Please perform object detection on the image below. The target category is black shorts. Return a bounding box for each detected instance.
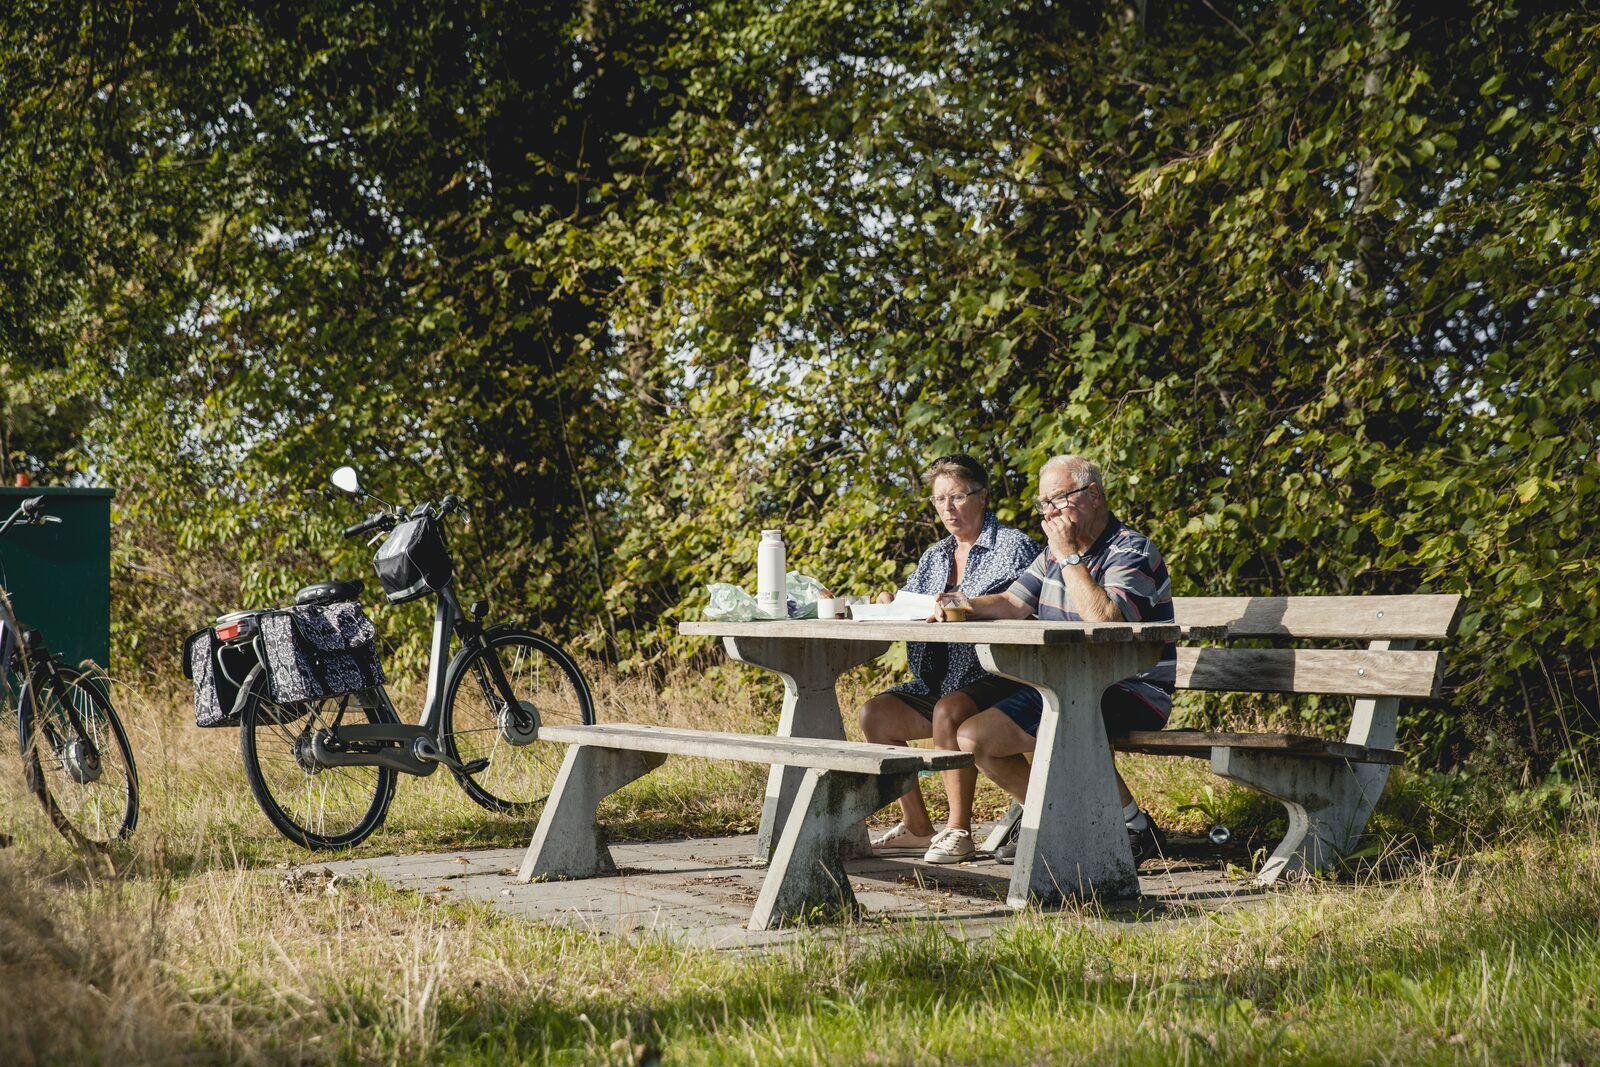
[886,675,1030,719]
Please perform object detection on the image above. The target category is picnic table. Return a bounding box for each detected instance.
[679,617,1227,907]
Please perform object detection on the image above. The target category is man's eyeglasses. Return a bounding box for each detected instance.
[932,488,985,511]
[1033,484,1094,515]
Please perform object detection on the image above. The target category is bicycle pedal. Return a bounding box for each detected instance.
[462,758,490,775]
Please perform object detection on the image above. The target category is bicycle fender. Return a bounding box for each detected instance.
[230,664,265,724]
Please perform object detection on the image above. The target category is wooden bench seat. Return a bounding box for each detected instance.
[1116,730,1405,765]
[518,723,973,930]
[1115,594,1464,884]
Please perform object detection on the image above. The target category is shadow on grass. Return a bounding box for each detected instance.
[386,853,1600,1064]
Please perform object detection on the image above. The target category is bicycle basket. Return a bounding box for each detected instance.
[373,516,452,604]
[184,627,265,728]
[258,601,386,705]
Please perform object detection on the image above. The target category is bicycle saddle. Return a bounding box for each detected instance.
[294,579,366,606]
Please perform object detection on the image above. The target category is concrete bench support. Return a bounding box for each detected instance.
[1210,661,1404,885]
[515,724,971,931]
[1212,747,1392,884]
[518,746,666,881]
[750,766,918,930]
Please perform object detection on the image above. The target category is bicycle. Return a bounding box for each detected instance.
[0,496,139,848]
[206,466,595,850]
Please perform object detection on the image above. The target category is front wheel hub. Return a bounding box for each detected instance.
[61,739,102,785]
[496,700,540,747]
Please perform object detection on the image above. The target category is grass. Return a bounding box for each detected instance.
[2,663,1598,1065]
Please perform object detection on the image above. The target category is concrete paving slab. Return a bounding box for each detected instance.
[315,825,1270,950]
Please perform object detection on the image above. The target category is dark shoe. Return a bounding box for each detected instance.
[992,819,1020,864]
[995,818,1167,866]
[1128,817,1168,864]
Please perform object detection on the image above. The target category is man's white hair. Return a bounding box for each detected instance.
[1039,454,1103,490]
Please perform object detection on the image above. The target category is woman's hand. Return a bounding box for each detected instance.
[875,591,895,605]
[928,590,970,622]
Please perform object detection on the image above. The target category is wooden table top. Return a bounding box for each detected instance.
[679,619,1228,645]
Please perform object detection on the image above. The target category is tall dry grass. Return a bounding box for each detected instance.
[3,657,1595,1064]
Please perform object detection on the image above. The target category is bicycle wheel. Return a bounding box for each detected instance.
[19,664,139,847]
[440,628,595,813]
[240,681,398,850]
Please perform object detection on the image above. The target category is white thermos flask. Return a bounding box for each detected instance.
[757,529,787,620]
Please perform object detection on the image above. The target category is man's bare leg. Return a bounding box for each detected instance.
[960,711,1137,809]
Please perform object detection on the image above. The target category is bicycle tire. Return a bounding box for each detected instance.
[440,628,595,814]
[19,664,139,848]
[240,679,398,850]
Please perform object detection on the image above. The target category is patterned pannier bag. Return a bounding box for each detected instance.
[184,625,258,728]
[257,601,386,705]
[184,602,385,727]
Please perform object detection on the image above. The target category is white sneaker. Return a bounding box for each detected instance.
[923,826,975,864]
[871,822,936,855]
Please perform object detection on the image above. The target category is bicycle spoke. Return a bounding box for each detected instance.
[443,632,593,812]
[242,692,390,849]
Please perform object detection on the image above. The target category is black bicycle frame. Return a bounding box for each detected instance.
[250,580,526,777]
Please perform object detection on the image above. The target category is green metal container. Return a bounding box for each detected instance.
[0,487,114,670]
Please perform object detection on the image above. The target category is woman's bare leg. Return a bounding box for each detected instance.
[859,693,935,834]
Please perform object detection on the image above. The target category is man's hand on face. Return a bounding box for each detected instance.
[1042,511,1078,559]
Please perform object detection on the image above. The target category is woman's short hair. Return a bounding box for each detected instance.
[922,454,989,491]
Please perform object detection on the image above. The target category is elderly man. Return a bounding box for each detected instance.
[934,454,1175,864]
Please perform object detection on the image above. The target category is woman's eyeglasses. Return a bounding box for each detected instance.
[931,488,984,511]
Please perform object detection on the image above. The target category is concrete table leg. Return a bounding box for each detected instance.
[518,745,666,882]
[979,641,1164,909]
[748,767,918,930]
[722,636,890,862]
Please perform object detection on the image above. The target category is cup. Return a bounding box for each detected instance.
[941,604,970,623]
[815,597,843,620]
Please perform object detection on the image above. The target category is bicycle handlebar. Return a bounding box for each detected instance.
[340,495,464,540]
[342,514,396,539]
[0,496,55,539]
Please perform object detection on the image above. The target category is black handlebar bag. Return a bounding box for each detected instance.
[258,602,386,705]
[373,516,452,604]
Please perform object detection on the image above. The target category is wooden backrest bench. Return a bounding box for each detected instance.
[1110,594,1465,884]
[517,723,972,931]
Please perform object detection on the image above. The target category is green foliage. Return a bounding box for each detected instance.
[577,1,1600,763]
[1,1,1595,762]
[1,0,679,667]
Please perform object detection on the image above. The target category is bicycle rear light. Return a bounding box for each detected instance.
[214,616,257,642]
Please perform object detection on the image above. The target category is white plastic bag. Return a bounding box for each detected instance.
[702,572,831,621]
[784,572,828,619]
[704,583,760,622]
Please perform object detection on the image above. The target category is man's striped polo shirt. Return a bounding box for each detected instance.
[1005,515,1176,720]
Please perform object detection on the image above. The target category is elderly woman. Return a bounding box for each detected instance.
[859,454,1039,864]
